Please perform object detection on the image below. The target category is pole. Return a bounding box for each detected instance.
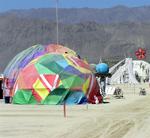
[55,0,59,45]
[63,102,66,118]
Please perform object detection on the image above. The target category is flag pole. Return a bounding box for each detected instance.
[55,0,59,45]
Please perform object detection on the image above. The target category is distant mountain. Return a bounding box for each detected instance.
[2,6,150,24]
[0,6,150,72]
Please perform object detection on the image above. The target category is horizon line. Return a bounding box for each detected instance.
[1,4,150,13]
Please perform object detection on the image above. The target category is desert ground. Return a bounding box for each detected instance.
[0,83,150,138]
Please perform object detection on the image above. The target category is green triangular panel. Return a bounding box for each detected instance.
[35,63,55,74]
[38,54,54,63]
[61,75,84,88]
[38,54,64,65]
[42,88,69,105]
[41,94,62,105]
[49,62,64,74]
[40,61,63,74]
[22,90,33,102]
[13,90,32,104]
[28,95,39,104]
[50,55,64,61]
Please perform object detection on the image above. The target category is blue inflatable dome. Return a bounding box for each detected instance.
[96,63,109,74]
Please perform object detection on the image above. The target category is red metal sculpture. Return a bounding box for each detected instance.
[135,48,146,60]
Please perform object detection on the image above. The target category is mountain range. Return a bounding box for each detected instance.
[0,6,150,72]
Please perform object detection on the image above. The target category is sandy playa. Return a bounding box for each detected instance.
[0,83,150,138]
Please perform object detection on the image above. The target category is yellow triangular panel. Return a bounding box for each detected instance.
[33,78,49,100]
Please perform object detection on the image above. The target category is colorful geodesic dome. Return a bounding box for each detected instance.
[3,44,77,89]
[4,44,102,104]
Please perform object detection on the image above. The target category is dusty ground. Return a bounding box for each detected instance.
[0,83,150,138]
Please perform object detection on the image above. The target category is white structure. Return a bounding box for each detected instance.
[108,58,150,84]
[133,60,150,83]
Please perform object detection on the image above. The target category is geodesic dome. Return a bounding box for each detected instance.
[4,44,102,104]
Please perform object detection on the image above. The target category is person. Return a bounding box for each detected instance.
[0,79,3,99]
[3,77,11,103]
[100,76,106,97]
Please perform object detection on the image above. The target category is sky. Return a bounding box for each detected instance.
[1,0,150,12]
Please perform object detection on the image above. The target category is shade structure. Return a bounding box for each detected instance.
[3,44,77,89]
[12,53,102,105]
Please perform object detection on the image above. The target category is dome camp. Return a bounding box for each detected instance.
[3,44,102,105]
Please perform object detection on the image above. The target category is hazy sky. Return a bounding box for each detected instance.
[1,0,150,12]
